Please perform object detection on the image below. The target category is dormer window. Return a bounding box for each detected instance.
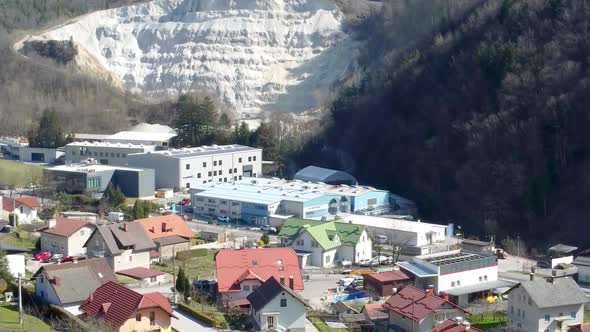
[277,259,283,265]
[252,260,258,266]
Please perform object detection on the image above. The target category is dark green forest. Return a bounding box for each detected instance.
[297,0,590,248]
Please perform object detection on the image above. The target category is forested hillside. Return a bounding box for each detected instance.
[0,0,145,135]
[297,0,590,248]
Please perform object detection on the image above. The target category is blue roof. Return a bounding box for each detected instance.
[294,166,357,185]
[397,261,437,278]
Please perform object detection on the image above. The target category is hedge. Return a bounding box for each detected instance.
[177,303,216,327]
[176,248,208,260]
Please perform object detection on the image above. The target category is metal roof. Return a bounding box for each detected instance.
[548,244,578,254]
[397,261,437,277]
[66,141,156,149]
[106,130,176,142]
[132,144,260,159]
[294,166,358,185]
[342,215,447,234]
[48,162,150,173]
[505,277,588,308]
[444,279,515,296]
[423,252,487,267]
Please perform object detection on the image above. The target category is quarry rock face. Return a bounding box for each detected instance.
[26,0,357,115]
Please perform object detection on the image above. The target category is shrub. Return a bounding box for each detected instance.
[177,303,216,327]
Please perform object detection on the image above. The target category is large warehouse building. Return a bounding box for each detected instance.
[127,144,262,191]
[189,177,391,225]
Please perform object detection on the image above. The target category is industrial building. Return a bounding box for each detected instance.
[294,166,358,185]
[189,177,391,226]
[44,161,155,198]
[127,144,263,190]
[64,141,156,165]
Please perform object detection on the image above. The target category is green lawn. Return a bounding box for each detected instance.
[183,301,249,330]
[152,249,216,280]
[0,304,51,332]
[469,311,506,329]
[0,159,43,187]
[585,307,590,323]
[0,229,38,250]
[309,317,350,332]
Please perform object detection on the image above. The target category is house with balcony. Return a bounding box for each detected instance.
[40,217,95,256]
[278,218,372,268]
[397,250,514,306]
[215,248,304,310]
[79,281,174,332]
[85,222,155,272]
[383,285,468,332]
[505,276,588,332]
[33,257,117,315]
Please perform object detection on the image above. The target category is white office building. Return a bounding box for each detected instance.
[65,141,156,165]
[128,144,263,190]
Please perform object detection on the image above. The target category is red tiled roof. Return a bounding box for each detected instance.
[2,195,40,211]
[117,267,164,280]
[383,286,467,322]
[79,281,172,328]
[363,303,388,321]
[215,248,303,293]
[431,319,484,332]
[365,270,410,283]
[42,217,91,237]
[135,215,193,240]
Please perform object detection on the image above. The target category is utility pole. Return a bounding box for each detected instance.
[172,246,177,304]
[18,273,23,328]
[517,235,520,270]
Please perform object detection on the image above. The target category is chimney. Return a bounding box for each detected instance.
[162,222,167,232]
[529,273,534,281]
[439,292,449,301]
[426,285,434,296]
[150,226,155,233]
[54,277,61,286]
[48,218,57,229]
[122,223,128,232]
[289,276,294,290]
[280,277,285,286]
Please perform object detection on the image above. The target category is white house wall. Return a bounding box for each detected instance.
[254,289,306,331]
[354,229,372,263]
[113,249,151,272]
[6,254,25,279]
[35,273,61,305]
[437,265,498,293]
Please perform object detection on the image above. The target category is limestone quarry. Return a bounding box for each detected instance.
[18,0,360,116]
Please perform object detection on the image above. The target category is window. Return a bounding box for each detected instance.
[253,173,257,177]
[239,176,243,180]
[136,313,141,321]
[197,173,201,178]
[451,281,455,287]
[234,168,237,173]
[129,256,132,262]
[40,276,44,283]
[186,164,190,170]
[93,152,98,157]
[232,202,240,206]
[311,241,319,248]
[280,299,287,307]
[122,153,127,158]
[229,169,233,174]
[186,183,190,189]
[203,162,206,167]
[248,156,252,162]
[559,312,563,317]
[522,310,525,318]
[367,198,377,205]
[219,170,223,175]
[528,297,532,306]
[571,312,576,319]
[219,160,222,165]
[214,161,217,166]
[20,207,24,213]
[214,171,217,176]
[484,275,488,281]
[457,280,461,286]
[110,152,115,157]
[253,156,256,161]
[325,255,330,263]
[41,291,44,298]
[219,178,222,182]
[99,152,104,157]
[116,153,120,158]
[234,176,237,180]
[242,285,250,291]
[479,276,482,282]
[224,178,227,182]
[277,259,283,265]
[267,316,274,329]
[208,171,212,176]
[239,157,242,163]
[545,314,550,322]
[149,312,155,326]
[220,200,227,204]
[296,239,304,246]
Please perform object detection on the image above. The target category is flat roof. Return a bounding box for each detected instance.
[397,261,437,277]
[47,162,150,173]
[74,133,110,140]
[66,141,156,149]
[132,144,261,159]
[423,252,489,267]
[341,215,447,234]
[445,280,516,296]
[549,244,578,254]
[106,130,176,142]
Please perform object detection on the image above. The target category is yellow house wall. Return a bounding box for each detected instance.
[117,308,172,332]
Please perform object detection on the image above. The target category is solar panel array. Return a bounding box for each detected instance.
[424,252,485,266]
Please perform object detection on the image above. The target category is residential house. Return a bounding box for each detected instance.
[40,217,95,256]
[362,303,389,332]
[573,249,590,286]
[0,242,30,279]
[85,222,156,272]
[33,258,117,315]
[505,276,588,332]
[383,285,468,332]
[1,195,40,224]
[397,250,513,307]
[79,281,174,332]
[215,248,304,308]
[247,277,310,332]
[116,267,167,287]
[363,270,411,297]
[134,215,192,260]
[431,319,484,332]
[278,218,372,268]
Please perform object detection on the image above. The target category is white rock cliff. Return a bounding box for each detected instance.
[23,0,357,116]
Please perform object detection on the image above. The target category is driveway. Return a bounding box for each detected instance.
[172,309,216,332]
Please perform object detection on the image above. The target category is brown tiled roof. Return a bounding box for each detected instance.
[383,286,467,322]
[2,195,40,211]
[135,215,193,240]
[431,319,484,332]
[363,303,388,321]
[79,282,172,328]
[117,267,164,280]
[365,270,410,283]
[42,217,92,237]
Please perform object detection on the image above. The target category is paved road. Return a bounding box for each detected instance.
[172,309,216,332]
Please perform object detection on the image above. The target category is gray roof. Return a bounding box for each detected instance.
[506,277,588,308]
[549,244,578,254]
[294,166,358,186]
[133,144,260,159]
[247,277,309,311]
[94,222,155,254]
[154,235,190,246]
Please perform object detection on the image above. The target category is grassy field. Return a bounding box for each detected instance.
[585,307,590,323]
[152,249,216,280]
[0,304,51,332]
[309,317,350,332]
[0,159,43,187]
[0,229,38,250]
[469,312,506,329]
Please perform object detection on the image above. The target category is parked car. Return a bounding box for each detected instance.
[339,260,353,268]
[33,251,51,261]
[179,198,191,206]
[217,216,230,223]
[57,256,86,263]
[46,254,63,263]
[358,259,371,267]
[339,275,363,287]
[261,225,277,233]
